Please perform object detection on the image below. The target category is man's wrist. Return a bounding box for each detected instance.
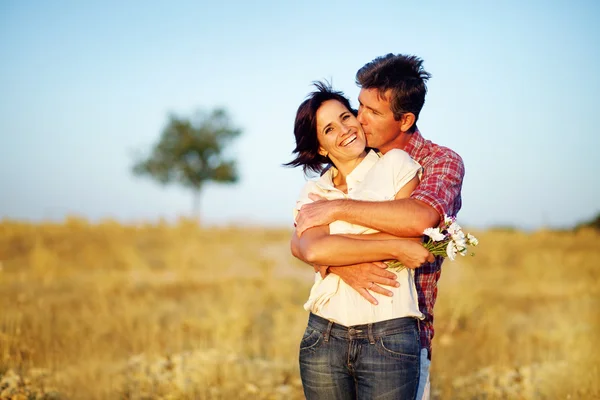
[331,199,350,221]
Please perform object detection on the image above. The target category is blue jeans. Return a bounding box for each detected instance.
[299,313,420,400]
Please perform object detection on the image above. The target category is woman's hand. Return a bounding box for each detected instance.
[394,240,435,269]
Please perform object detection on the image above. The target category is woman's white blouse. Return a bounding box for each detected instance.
[294,149,425,326]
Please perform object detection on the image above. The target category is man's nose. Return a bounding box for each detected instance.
[357,108,365,124]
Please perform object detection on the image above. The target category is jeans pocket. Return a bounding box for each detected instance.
[376,329,420,361]
[300,327,322,351]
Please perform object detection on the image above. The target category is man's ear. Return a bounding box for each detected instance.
[400,113,416,132]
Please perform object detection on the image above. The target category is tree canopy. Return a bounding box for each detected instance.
[132,108,242,215]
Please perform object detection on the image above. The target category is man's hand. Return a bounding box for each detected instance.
[316,265,329,278]
[311,264,329,278]
[296,193,340,236]
[396,240,435,269]
[329,262,399,305]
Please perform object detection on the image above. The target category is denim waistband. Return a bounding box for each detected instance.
[307,312,417,343]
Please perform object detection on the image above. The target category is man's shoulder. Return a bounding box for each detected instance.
[419,135,464,167]
[432,143,463,164]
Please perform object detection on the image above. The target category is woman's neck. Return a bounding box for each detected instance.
[332,151,368,192]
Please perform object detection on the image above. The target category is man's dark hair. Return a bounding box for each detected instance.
[356,53,431,133]
[284,81,356,176]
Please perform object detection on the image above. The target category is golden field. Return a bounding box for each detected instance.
[0,218,598,399]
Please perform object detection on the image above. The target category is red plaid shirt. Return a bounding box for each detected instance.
[404,130,465,359]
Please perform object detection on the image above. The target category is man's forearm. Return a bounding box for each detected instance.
[333,198,439,237]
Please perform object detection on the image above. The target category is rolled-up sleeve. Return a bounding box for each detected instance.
[410,150,464,221]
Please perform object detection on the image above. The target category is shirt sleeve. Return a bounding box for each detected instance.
[410,149,465,221]
[384,149,423,195]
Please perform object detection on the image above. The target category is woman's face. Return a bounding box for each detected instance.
[315,100,366,167]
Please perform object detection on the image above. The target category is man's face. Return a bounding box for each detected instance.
[357,88,404,154]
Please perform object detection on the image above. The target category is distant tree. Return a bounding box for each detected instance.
[575,212,600,231]
[132,108,242,216]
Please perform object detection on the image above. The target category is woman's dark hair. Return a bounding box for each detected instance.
[356,53,431,133]
[284,81,355,176]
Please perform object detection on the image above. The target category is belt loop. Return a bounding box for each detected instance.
[324,321,333,343]
[367,323,375,345]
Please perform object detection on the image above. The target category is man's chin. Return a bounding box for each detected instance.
[364,134,376,147]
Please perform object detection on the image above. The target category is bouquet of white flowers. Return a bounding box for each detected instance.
[386,215,478,271]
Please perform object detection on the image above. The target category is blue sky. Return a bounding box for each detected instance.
[1,0,599,229]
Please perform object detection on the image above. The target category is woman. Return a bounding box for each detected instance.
[286,82,425,399]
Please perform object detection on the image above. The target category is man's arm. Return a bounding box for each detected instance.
[293,149,465,305]
[295,151,464,236]
[295,195,438,238]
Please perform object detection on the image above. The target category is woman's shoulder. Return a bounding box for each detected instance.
[377,149,420,169]
[297,179,318,198]
[381,148,413,162]
[297,171,337,199]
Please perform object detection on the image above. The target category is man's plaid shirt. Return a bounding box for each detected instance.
[404,130,465,359]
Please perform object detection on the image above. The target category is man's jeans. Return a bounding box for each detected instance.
[299,313,420,400]
[416,348,431,400]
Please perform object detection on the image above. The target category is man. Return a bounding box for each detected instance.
[292,53,465,399]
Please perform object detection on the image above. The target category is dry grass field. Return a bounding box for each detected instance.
[0,218,598,399]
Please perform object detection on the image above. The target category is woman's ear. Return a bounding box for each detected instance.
[318,147,328,157]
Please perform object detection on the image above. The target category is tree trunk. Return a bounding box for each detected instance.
[192,189,202,221]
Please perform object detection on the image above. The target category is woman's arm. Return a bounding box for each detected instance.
[291,224,429,267]
[335,232,422,241]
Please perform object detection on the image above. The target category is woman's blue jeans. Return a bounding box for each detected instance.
[299,313,420,400]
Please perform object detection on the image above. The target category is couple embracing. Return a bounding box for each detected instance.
[286,53,464,399]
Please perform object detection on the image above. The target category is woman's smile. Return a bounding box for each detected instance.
[339,133,357,147]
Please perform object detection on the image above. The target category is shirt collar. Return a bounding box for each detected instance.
[316,149,380,191]
[403,129,426,159]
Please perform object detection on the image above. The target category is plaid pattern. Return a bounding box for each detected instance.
[404,130,465,359]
